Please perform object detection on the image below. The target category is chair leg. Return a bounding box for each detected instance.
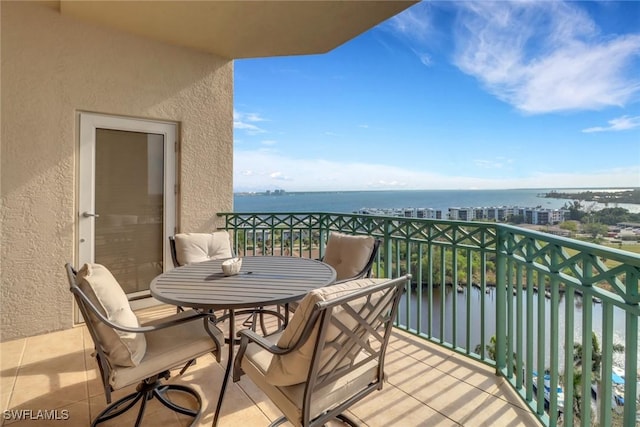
[335,414,360,426]
[179,358,197,375]
[91,377,202,426]
[133,390,150,427]
[91,391,145,426]
[267,416,289,427]
[154,384,202,418]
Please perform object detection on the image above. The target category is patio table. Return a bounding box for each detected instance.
[150,255,336,426]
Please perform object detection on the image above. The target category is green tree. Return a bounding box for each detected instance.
[590,207,631,225]
[583,222,608,239]
[474,335,516,372]
[559,221,578,233]
[564,201,586,221]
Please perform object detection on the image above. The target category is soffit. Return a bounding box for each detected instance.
[59,0,417,59]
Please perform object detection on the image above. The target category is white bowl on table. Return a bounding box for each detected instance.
[221,258,242,276]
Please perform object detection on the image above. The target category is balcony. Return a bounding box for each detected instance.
[219,212,639,427]
[0,305,539,426]
[2,212,637,426]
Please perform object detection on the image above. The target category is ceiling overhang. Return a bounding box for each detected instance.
[59,1,418,59]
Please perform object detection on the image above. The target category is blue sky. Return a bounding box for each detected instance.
[233,1,640,192]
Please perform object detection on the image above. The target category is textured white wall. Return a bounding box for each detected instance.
[0,2,233,341]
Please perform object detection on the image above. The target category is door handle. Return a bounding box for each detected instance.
[82,212,100,218]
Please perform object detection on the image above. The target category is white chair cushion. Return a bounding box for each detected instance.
[242,332,378,424]
[323,232,375,281]
[77,264,146,367]
[174,231,232,265]
[265,278,386,386]
[109,310,223,389]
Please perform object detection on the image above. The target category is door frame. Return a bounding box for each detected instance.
[77,112,177,306]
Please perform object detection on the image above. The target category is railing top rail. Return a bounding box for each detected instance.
[219,211,640,265]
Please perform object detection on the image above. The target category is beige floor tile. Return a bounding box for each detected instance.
[389,331,454,366]
[8,378,88,416]
[3,321,545,427]
[21,328,84,364]
[384,348,438,381]
[0,375,16,398]
[437,355,502,394]
[350,383,459,426]
[11,350,88,407]
[0,339,25,398]
[395,365,492,424]
[459,392,541,427]
[1,391,12,415]
[0,339,25,370]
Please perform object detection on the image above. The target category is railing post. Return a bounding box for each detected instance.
[384,217,393,279]
[495,226,507,375]
[319,213,327,259]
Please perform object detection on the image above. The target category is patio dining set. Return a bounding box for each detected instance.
[66,230,410,427]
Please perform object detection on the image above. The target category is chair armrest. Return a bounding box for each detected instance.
[234,328,292,382]
[72,286,215,334]
[236,329,287,354]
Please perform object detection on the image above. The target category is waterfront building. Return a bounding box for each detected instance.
[365,205,568,225]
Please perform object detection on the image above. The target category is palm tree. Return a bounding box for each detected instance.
[568,332,624,423]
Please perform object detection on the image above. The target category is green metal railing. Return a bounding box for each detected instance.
[219,212,640,427]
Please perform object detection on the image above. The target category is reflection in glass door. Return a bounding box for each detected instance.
[79,113,176,301]
[95,129,164,295]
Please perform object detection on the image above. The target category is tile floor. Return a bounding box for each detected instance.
[0,305,541,426]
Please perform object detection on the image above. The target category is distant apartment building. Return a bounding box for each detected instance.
[448,206,567,225]
[448,208,473,221]
[416,208,442,219]
[357,207,444,219]
[359,205,567,225]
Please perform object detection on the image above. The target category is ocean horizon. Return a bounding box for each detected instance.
[233,188,640,215]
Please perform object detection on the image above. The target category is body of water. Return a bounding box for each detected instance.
[397,287,636,370]
[234,188,640,214]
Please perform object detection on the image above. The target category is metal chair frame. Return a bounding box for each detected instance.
[233,274,410,427]
[65,263,222,427]
[324,238,381,283]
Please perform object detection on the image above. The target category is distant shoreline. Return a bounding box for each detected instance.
[235,187,639,197]
[543,188,640,205]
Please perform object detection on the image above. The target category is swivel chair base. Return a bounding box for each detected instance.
[92,372,202,427]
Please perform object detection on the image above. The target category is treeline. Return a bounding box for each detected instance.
[563,203,640,224]
[545,188,640,204]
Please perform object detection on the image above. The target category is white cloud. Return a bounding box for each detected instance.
[582,115,640,133]
[452,2,640,114]
[234,110,268,135]
[234,150,640,192]
[387,4,433,43]
[261,140,277,146]
[474,158,513,169]
[384,4,438,67]
[390,2,640,114]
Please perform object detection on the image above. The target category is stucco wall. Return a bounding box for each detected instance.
[0,2,233,341]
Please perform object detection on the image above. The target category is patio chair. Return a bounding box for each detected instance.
[169,230,234,268]
[322,232,380,283]
[233,274,411,427]
[65,262,223,427]
[288,233,380,315]
[170,231,280,335]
